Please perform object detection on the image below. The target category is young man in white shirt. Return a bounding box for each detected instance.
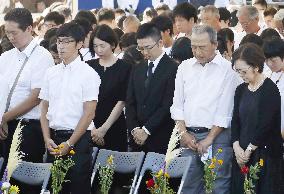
[40,22,101,194]
[171,25,240,194]
[0,7,54,171]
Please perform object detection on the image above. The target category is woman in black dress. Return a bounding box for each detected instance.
[87,24,131,152]
[231,43,283,194]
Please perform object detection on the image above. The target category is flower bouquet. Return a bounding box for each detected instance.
[241,159,263,194]
[50,146,75,194]
[146,123,184,194]
[97,155,115,194]
[203,148,223,194]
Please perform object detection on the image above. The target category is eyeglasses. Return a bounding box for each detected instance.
[136,41,158,52]
[233,66,252,75]
[56,39,75,45]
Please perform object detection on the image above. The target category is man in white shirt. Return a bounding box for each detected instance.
[0,7,54,172]
[171,25,239,194]
[40,22,100,194]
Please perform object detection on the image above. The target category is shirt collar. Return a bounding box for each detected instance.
[193,51,223,67]
[59,56,82,70]
[148,52,165,68]
[17,38,38,57]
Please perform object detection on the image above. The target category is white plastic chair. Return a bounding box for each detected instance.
[133,152,192,194]
[91,149,145,194]
[11,161,52,194]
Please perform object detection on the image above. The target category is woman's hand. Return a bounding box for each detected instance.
[91,127,107,146]
[233,142,249,167]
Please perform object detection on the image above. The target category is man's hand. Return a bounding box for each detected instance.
[132,128,148,145]
[91,127,106,146]
[197,136,213,155]
[0,122,8,140]
[233,143,249,167]
[46,138,58,155]
[180,131,198,151]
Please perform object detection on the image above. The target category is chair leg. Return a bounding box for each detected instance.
[133,176,143,194]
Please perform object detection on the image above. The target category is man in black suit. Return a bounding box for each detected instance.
[126,23,178,154]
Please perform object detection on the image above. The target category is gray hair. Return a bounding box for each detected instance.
[237,5,259,20]
[274,9,284,21]
[200,5,220,19]
[192,24,217,44]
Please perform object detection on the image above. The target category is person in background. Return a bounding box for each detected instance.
[113,27,124,58]
[75,10,97,29]
[173,2,197,39]
[118,32,137,56]
[260,28,281,41]
[117,15,126,30]
[122,15,140,33]
[36,0,46,13]
[151,15,174,55]
[114,8,126,26]
[263,37,284,139]
[263,7,277,28]
[273,9,284,37]
[97,8,116,29]
[218,7,231,29]
[200,5,222,32]
[217,28,234,60]
[53,5,72,23]
[142,7,158,24]
[87,24,130,153]
[155,3,170,15]
[170,37,193,64]
[231,43,283,194]
[40,22,100,194]
[122,45,145,67]
[252,0,268,27]
[240,34,263,47]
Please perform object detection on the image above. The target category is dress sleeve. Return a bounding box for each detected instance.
[231,85,243,144]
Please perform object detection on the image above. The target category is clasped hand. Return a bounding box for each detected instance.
[132,128,148,146]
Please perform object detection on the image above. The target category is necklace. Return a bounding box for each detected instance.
[248,76,266,92]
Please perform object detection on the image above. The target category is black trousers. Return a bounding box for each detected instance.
[0,119,45,194]
[47,130,92,194]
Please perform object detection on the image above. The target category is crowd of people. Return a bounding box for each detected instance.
[0,0,284,193]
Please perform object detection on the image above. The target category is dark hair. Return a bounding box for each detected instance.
[89,24,118,56]
[114,8,125,15]
[253,0,267,8]
[144,8,158,18]
[113,28,124,41]
[240,34,263,47]
[73,18,93,38]
[170,37,193,63]
[151,15,173,36]
[173,2,198,23]
[74,10,97,25]
[44,11,65,25]
[123,45,145,66]
[117,15,126,30]
[0,35,14,52]
[4,8,33,31]
[56,6,72,19]
[260,28,281,40]
[56,22,85,42]
[263,37,284,59]
[217,28,234,54]
[263,6,277,17]
[136,23,161,42]
[218,7,231,22]
[232,43,265,73]
[119,32,137,50]
[155,4,170,12]
[49,36,58,53]
[40,27,58,49]
[97,8,115,22]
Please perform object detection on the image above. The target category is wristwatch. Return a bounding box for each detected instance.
[66,140,74,149]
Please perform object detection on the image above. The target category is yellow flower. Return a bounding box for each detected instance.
[156,169,163,178]
[9,185,20,194]
[69,149,75,155]
[212,157,217,164]
[154,184,158,189]
[208,163,215,169]
[217,148,223,153]
[59,144,64,149]
[218,159,223,165]
[107,155,114,165]
[53,148,59,153]
[164,172,170,179]
[259,159,264,167]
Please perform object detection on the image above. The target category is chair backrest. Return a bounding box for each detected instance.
[91,149,145,194]
[0,157,3,172]
[133,152,192,194]
[12,161,52,191]
[91,147,99,166]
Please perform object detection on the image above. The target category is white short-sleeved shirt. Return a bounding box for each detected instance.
[39,56,101,131]
[0,38,54,120]
[170,52,240,129]
[0,74,9,124]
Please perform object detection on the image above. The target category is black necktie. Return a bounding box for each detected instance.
[145,62,154,88]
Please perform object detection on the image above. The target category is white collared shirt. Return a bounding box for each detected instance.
[0,74,9,124]
[170,52,240,129]
[0,38,54,120]
[80,48,97,61]
[163,46,172,56]
[39,56,101,131]
[147,52,165,75]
